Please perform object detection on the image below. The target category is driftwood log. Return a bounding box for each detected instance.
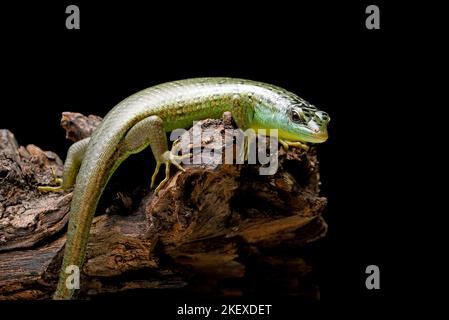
[0,112,328,300]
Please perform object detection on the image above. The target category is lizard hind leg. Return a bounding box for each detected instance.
[38,137,90,192]
[122,115,191,194]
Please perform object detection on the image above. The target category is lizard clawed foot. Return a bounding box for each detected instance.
[279,139,309,153]
[37,167,64,192]
[151,150,192,193]
[170,138,193,158]
[164,150,192,172]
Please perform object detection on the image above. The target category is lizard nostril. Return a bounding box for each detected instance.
[317,111,330,122]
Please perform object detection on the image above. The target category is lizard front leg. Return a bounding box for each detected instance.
[122,115,191,194]
[279,138,309,153]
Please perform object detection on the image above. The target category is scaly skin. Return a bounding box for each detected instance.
[41,77,330,299]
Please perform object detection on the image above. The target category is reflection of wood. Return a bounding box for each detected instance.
[0,112,328,300]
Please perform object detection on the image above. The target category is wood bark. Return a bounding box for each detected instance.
[0,112,328,300]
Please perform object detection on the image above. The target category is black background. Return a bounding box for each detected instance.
[1,0,428,317]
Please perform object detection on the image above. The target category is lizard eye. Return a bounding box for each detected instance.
[290,110,303,123]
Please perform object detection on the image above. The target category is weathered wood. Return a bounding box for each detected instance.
[0,112,328,300]
[60,112,102,142]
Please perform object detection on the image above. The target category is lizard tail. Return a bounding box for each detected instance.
[53,152,122,299]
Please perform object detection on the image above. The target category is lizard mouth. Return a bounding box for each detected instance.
[301,128,328,143]
[277,127,328,144]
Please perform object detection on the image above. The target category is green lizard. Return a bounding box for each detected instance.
[38,77,330,299]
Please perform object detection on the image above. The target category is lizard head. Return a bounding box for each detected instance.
[245,86,330,143]
[279,100,330,143]
[252,94,330,143]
